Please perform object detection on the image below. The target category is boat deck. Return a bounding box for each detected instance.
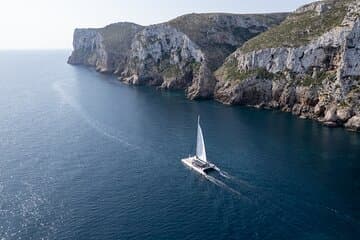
[181,156,216,176]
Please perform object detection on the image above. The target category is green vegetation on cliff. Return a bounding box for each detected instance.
[216,57,338,86]
[99,23,144,53]
[168,12,288,70]
[241,0,350,52]
[161,65,182,78]
[298,71,337,86]
[215,57,278,82]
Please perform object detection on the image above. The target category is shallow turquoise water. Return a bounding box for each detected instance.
[0,50,359,239]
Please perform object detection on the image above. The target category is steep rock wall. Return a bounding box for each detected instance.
[68,13,288,98]
[119,24,214,99]
[68,23,144,73]
[215,0,360,131]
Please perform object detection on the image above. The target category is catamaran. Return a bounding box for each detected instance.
[182,116,218,176]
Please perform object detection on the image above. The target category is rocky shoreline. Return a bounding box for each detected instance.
[68,0,360,132]
[214,0,360,131]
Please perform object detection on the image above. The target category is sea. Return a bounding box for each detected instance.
[0,50,359,239]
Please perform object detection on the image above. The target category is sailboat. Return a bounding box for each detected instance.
[182,116,217,176]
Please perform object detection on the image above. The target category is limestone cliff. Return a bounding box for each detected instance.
[119,24,213,99]
[68,13,288,99]
[168,13,288,71]
[215,0,360,131]
[68,1,360,132]
[68,23,144,73]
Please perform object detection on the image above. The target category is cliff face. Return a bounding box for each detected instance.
[215,0,360,131]
[119,24,213,99]
[168,13,289,71]
[68,1,360,132]
[68,23,144,73]
[68,13,288,99]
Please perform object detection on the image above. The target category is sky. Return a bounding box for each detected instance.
[0,0,314,50]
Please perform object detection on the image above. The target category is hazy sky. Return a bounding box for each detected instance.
[0,0,314,49]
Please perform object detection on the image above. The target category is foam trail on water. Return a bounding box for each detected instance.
[215,167,256,191]
[205,174,250,201]
[217,168,232,179]
[52,82,138,150]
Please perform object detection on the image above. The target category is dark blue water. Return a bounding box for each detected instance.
[0,50,359,240]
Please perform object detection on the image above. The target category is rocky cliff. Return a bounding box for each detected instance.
[68,0,360,132]
[118,24,213,99]
[68,13,288,99]
[215,0,360,131]
[168,13,289,71]
[68,22,144,73]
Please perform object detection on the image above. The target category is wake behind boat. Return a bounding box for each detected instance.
[182,116,219,176]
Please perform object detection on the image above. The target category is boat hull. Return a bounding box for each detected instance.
[181,157,216,176]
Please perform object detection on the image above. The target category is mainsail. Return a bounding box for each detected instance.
[196,116,207,162]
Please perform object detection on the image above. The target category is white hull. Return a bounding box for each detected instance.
[183,116,218,178]
[181,156,217,176]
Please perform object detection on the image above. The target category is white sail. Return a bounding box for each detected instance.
[196,116,207,162]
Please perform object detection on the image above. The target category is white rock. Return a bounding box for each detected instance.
[345,115,360,131]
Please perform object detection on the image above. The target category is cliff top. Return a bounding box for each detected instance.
[240,0,357,53]
[168,12,288,70]
[98,23,144,53]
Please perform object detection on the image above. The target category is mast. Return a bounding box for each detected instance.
[196,116,207,162]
